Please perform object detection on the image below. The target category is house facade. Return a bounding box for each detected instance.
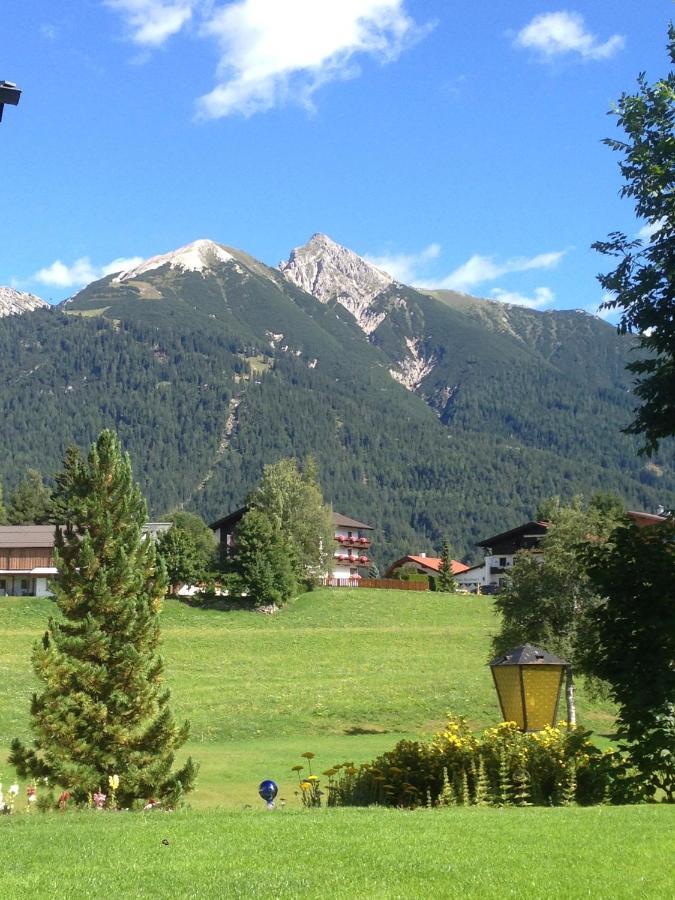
[384,554,470,581]
[455,521,549,591]
[209,508,374,580]
[0,523,170,598]
[331,513,374,580]
[0,526,56,597]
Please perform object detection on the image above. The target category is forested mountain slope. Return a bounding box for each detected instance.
[0,237,672,565]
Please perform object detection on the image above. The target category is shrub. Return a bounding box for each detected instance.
[327,715,621,808]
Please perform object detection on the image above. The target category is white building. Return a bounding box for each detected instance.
[455,521,549,592]
[331,513,374,582]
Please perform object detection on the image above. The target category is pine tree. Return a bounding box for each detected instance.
[437,540,457,593]
[0,481,6,524]
[9,430,197,808]
[234,508,296,607]
[6,469,52,524]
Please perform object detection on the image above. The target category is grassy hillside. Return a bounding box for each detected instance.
[1,589,615,809]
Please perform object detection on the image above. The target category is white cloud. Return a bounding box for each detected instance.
[514,11,624,61]
[196,0,429,119]
[40,23,59,40]
[491,286,554,310]
[637,218,666,242]
[105,1,429,117]
[422,249,566,292]
[105,0,195,47]
[364,243,441,282]
[34,256,144,288]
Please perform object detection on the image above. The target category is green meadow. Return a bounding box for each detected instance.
[2,589,672,898]
[1,589,616,808]
[2,806,673,899]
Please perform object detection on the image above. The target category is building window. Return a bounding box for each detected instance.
[0,579,6,596]
[499,557,507,568]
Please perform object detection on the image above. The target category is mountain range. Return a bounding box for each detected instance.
[0,235,672,565]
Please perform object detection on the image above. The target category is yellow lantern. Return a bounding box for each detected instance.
[489,644,568,732]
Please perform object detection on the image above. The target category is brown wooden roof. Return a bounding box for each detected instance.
[0,526,56,548]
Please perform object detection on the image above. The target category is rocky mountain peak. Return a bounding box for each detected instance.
[0,286,48,317]
[113,239,234,282]
[279,233,395,334]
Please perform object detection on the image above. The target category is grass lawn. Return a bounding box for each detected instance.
[1,806,672,898]
[0,589,616,809]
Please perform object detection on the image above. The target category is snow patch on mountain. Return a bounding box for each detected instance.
[389,338,436,391]
[279,233,393,334]
[113,239,234,282]
[0,287,48,317]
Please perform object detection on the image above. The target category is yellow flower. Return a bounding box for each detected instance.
[307,775,319,782]
[108,774,119,790]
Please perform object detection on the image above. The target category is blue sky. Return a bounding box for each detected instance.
[1,1,672,315]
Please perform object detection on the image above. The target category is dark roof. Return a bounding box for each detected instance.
[0,525,56,548]
[209,507,248,531]
[210,508,373,532]
[489,644,568,667]
[332,512,374,530]
[477,521,549,549]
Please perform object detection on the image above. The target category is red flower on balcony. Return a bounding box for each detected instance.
[359,556,368,564]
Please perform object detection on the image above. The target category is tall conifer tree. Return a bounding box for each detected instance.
[437,541,457,592]
[10,431,196,807]
[6,469,52,524]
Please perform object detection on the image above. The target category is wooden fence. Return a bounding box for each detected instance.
[319,577,428,591]
[359,578,428,591]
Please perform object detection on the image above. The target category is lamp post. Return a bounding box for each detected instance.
[0,81,21,123]
[489,644,569,732]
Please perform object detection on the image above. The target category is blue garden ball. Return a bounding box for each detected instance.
[259,780,278,803]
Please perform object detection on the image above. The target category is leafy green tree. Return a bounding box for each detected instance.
[248,456,334,581]
[157,526,201,594]
[492,496,625,722]
[9,430,197,808]
[0,481,6,524]
[6,469,52,524]
[234,508,296,607]
[593,25,675,452]
[584,519,675,802]
[167,511,216,576]
[437,540,457,592]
